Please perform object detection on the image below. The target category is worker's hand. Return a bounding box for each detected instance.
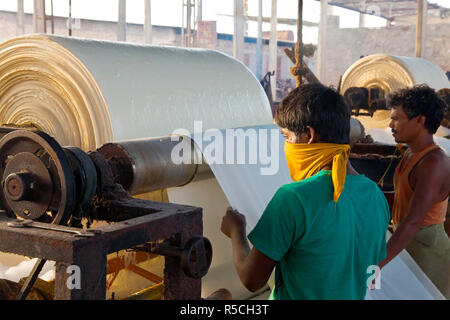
[368,265,381,291]
[221,207,246,239]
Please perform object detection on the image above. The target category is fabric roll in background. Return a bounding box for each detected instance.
[340,54,450,133]
[340,54,449,94]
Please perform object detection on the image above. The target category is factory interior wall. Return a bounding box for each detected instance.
[0,10,449,92]
[322,15,450,86]
[0,11,295,85]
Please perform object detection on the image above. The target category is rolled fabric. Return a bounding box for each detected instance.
[340,54,450,132]
[340,54,449,94]
[0,34,273,150]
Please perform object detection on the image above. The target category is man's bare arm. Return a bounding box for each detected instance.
[379,154,447,269]
[221,208,276,292]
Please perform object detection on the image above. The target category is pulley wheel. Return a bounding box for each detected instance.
[65,147,97,208]
[181,236,213,279]
[0,130,76,225]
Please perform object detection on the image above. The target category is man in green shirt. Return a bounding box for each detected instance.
[221,83,390,299]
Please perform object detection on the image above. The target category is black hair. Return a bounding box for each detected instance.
[274,83,350,144]
[387,84,446,134]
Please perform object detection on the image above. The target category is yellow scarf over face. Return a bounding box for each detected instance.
[284,142,350,203]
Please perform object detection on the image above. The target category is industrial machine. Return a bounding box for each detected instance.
[0,34,275,301]
[0,126,213,300]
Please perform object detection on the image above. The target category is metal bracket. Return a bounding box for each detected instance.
[7,219,101,237]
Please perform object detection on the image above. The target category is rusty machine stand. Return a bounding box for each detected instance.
[0,128,212,300]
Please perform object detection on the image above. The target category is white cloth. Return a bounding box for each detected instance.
[365,232,445,300]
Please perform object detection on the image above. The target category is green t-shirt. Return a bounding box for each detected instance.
[248,170,390,300]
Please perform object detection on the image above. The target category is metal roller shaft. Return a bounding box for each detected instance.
[97,135,213,195]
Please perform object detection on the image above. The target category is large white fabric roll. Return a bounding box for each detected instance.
[340,54,449,94]
[340,54,450,135]
[0,35,273,150]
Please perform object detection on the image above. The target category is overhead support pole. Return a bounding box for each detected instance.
[118,0,127,42]
[269,0,278,99]
[256,0,263,80]
[68,0,72,36]
[233,0,245,62]
[181,0,185,46]
[386,3,393,27]
[317,0,329,83]
[415,0,427,58]
[359,13,366,28]
[359,0,366,28]
[144,0,153,44]
[33,0,46,33]
[181,0,194,47]
[186,0,192,47]
[50,0,54,34]
[196,0,202,22]
[17,0,25,35]
[195,0,202,47]
[243,0,249,36]
[286,0,320,85]
[40,0,46,33]
[293,0,304,87]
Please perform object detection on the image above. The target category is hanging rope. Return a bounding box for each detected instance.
[288,0,320,86]
[290,0,304,87]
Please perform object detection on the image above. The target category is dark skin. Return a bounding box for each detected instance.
[446,208,450,238]
[220,125,358,292]
[378,105,450,270]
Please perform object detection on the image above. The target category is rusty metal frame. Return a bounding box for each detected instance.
[0,201,203,300]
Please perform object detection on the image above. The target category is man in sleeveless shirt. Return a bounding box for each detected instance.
[437,88,450,238]
[378,85,450,299]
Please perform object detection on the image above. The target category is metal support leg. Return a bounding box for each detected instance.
[16,258,46,300]
[55,242,106,300]
[163,213,203,300]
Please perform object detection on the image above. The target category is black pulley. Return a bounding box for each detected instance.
[65,147,97,208]
[0,130,76,225]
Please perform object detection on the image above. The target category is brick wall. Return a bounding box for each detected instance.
[321,15,450,86]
